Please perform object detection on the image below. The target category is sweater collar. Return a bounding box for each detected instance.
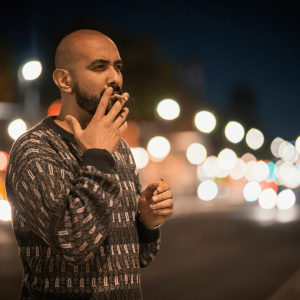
[42,115,77,144]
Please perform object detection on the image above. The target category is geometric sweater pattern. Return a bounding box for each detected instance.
[5,116,161,300]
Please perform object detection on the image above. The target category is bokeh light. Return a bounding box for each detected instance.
[229,158,246,180]
[156,99,180,120]
[246,129,264,150]
[271,137,284,158]
[186,143,207,165]
[22,61,42,80]
[47,99,62,116]
[243,181,262,202]
[147,136,170,159]
[252,161,269,182]
[277,189,296,210]
[197,180,218,201]
[241,153,256,163]
[131,147,149,169]
[0,151,9,171]
[244,161,257,181]
[0,200,11,221]
[197,164,214,181]
[8,119,27,140]
[258,188,277,209]
[215,181,230,199]
[225,121,245,144]
[266,162,279,181]
[218,149,237,170]
[194,111,216,133]
[203,156,217,177]
[212,159,230,178]
[296,136,300,154]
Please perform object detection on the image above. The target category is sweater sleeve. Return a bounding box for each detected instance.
[6,139,122,266]
[124,139,161,268]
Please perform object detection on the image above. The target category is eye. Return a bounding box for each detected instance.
[115,65,123,71]
[95,65,104,69]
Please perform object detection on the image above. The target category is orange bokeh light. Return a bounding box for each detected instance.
[48,99,62,116]
[260,181,278,193]
[122,121,140,147]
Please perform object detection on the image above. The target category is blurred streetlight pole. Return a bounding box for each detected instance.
[17,60,42,124]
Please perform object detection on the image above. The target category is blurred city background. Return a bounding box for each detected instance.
[1,1,300,299]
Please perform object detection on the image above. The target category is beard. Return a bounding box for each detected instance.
[72,79,123,117]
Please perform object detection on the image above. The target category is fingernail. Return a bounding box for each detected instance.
[107,87,113,92]
[150,203,156,208]
[153,196,158,201]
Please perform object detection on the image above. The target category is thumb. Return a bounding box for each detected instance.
[65,115,82,134]
[146,181,160,194]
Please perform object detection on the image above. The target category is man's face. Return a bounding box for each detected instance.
[70,36,124,117]
[72,78,123,116]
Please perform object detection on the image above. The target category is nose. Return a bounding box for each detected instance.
[107,66,121,86]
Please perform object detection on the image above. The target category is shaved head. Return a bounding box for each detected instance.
[55,29,112,72]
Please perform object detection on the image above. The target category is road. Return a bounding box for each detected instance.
[1,203,300,300]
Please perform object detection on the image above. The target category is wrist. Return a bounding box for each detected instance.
[137,211,162,230]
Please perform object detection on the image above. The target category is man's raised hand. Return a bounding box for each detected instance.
[65,87,129,154]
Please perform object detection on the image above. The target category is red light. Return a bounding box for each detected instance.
[0,151,9,171]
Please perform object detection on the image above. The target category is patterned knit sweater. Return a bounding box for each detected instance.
[5,115,161,300]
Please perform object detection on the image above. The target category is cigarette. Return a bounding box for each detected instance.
[153,177,165,195]
[112,94,128,100]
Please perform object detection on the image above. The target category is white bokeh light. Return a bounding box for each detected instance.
[230,158,246,180]
[8,119,27,140]
[218,149,237,170]
[243,181,262,202]
[212,159,230,178]
[203,156,217,177]
[271,137,284,158]
[157,99,180,120]
[197,180,218,201]
[186,143,207,165]
[259,188,277,209]
[147,136,170,159]
[296,136,300,154]
[194,111,216,133]
[277,189,296,210]
[244,161,256,181]
[0,200,11,221]
[131,147,149,169]
[22,61,42,80]
[246,129,264,150]
[225,121,245,144]
[252,161,269,182]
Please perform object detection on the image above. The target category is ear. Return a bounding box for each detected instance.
[53,69,73,94]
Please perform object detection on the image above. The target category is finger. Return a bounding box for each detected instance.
[94,87,114,119]
[65,115,83,136]
[154,183,171,195]
[106,93,129,124]
[146,181,162,196]
[152,190,173,203]
[113,107,129,129]
[119,120,128,135]
[150,199,173,210]
[152,208,174,216]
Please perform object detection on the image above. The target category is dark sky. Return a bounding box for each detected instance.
[1,0,299,141]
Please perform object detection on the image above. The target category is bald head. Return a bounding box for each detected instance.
[55,29,113,72]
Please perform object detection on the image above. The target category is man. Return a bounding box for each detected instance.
[5,29,174,299]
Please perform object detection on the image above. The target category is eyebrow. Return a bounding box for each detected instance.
[88,59,123,68]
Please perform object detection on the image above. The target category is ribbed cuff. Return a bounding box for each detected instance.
[82,149,115,174]
[136,213,161,244]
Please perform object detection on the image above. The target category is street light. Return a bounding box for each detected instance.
[22,61,42,81]
[17,59,43,124]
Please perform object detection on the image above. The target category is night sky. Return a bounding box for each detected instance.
[1,0,299,141]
